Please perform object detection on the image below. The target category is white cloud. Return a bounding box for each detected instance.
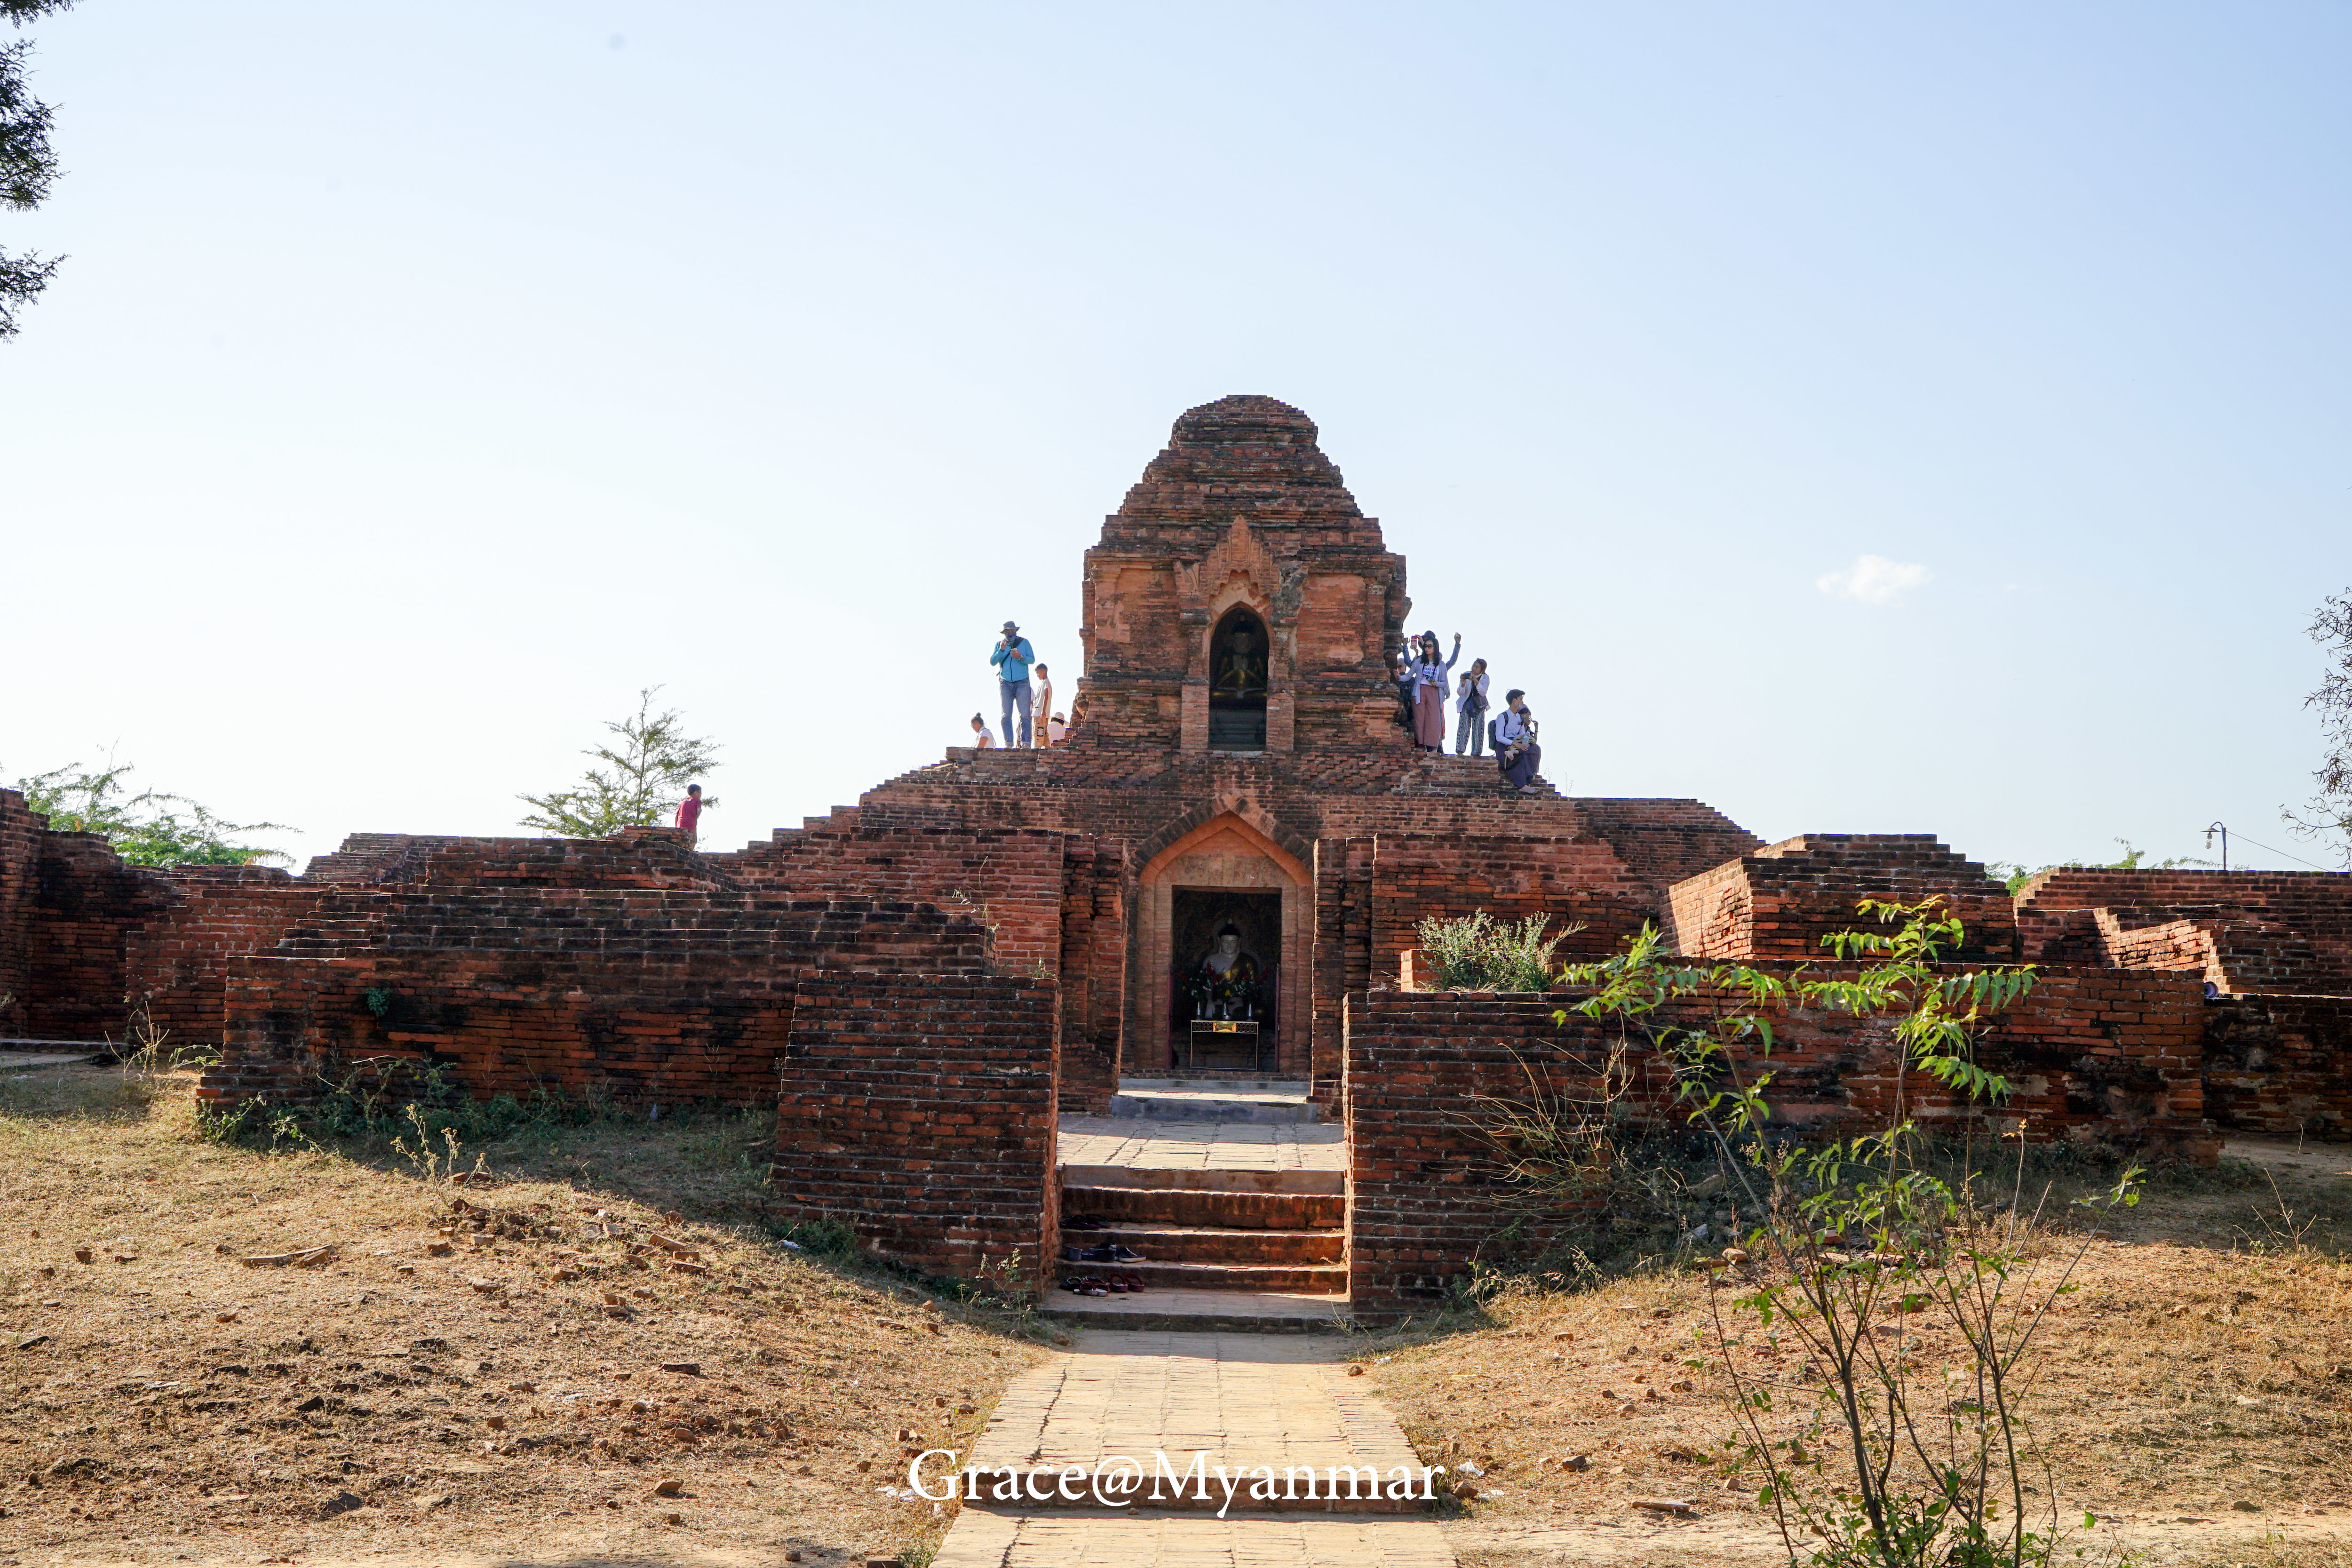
[1816,554,1930,605]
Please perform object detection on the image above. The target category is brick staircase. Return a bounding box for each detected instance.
[1049,1080,1349,1331]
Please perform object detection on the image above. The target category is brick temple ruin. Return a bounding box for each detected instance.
[6,394,2351,1323]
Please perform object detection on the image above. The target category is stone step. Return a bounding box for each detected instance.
[1037,1287,1351,1335]
[1062,1183,1345,1231]
[1059,1164,1343,1196]
[1107,1087,1319,1123]
[1059,1224,1344,1266]
[1119,1076,1311,1092]
[1053,1258,1346,1293]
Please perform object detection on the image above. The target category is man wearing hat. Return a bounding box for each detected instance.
[990,620,1038,748]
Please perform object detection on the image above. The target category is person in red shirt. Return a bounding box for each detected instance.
[674,783,714,846]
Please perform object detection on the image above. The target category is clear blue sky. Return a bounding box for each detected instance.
[4,2,2347,875]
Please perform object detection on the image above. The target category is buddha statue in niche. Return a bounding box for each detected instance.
[1211,620,1267,700]
[1187,923,1262,1019]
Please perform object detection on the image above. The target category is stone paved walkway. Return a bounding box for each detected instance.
[1058,1115,1346,1174]
[938,1329,1454,1564]
[935,1510,1454,1566]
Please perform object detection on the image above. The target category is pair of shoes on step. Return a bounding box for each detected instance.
[1079,1242,1146,1264]
[1060,1242,1145,1265]
[1061,1274,1146,1297]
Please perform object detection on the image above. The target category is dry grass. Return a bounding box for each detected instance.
[1369,1137,2352,1567]
[0,1062,1049,1567]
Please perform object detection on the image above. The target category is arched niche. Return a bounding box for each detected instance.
[1132,810,1309,1078]
[1206,604,1270,752]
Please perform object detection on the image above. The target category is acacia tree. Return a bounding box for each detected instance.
[2287,589,2352,868]
[10,756,291,866]
[1,0,74,341]
[517,687,720,839]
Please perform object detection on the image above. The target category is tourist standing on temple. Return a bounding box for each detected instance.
[1453,657,1490,756]
[969,713,995,749]
[1047,712,1068,744]
[1406,630,1460,750]
[1391,649,1417,733]
[990,620,1036,748]
[1033,663,1055,747]
[1494,690,1541,792]
[674,783,714,847]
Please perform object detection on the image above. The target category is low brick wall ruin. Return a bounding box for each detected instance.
[2202,994,2352,1136]
[206,893,993,1108]
[770,969,1059,1293]
[1346,964,2220,1319]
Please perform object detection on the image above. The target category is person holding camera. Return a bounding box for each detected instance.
[990,619,1038,748]
[1454,657,1490,756]
[1493,689,1542,792]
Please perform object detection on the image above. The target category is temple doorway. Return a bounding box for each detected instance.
[1131,812,1309,1079]
[1168,888,1280,1071]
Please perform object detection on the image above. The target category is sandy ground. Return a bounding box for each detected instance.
[0,1063,1050,1568]
[1367,1133,2352,1568]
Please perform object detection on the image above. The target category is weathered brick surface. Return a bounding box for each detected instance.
[1665,835,2015,963]
[1347,964,2218,1319]
[12,801,164,1044]
[125,868,330,1050]
[2202,995,2352,1135]
[771,969,1058,1292]
[205,864,996,1107]
[2017,868,2352,995]
[0,789,44,1035]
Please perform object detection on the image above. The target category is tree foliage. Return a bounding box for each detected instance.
[517,687,720,839]
[11,756,292,867]
[1556,900,2137,1568]
[0,0,73,342]
[1984,837,2208,897]
[2286,589,2352,867]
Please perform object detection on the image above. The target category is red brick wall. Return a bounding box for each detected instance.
[0,789,40,1036]
[2017,869,2352,992]
[204,892,995,1108]
[23,827,161,1045]
[1344,991,1602,1320]
[1345,963,2217,1319]
[770,969,1059,1293]
[713,825,1073,978]
[2202,995,2352,1136]
[1056,839,1127,1109]
[1666,835,2016,963]
[1367,833,1658,976]
[128,868,330,1050]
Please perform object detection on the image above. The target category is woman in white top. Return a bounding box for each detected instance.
[1406,630,1460,750]
[969,713,995,749]
[1453,658,1490,756]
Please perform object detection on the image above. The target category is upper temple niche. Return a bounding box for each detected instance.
[1076,396,1411,752]
[1099,395,1389,552]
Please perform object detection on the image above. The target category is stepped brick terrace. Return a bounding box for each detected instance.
[6,394,2351,1323]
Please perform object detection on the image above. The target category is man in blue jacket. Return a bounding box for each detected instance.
[991,620,1037,748]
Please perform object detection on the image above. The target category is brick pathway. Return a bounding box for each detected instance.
[1057,1115,1346,1174]
[937,1329,1453,1566]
